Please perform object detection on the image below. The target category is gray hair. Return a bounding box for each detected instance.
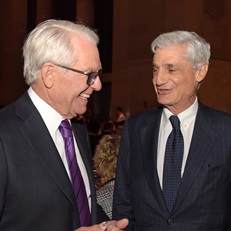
[23,19,99,85]
[150,31,211,70]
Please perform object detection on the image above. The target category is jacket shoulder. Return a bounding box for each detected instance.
[199,102,231,122]
[128,107,162,124]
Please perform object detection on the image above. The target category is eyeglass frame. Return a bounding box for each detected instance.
[55,64,103,86]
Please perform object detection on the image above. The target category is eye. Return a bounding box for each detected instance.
[153,68,158,75]
[168,69,177,74]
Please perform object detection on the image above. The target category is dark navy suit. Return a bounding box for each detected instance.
[113,102,231,230]
[0,92,108,230]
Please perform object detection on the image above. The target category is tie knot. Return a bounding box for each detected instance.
[169,115,180,130]
[59,119,73,138]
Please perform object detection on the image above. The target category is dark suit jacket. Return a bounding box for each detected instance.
[113,102,231,231]
[0,92,108,230]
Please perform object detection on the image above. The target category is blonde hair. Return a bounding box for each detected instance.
[93,135,120,188]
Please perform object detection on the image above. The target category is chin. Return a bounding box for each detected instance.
[157,99,167,106]
[77,107,87,115]
[157,95,174,105]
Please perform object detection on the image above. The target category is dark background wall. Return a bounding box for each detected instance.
[0,0,231,122]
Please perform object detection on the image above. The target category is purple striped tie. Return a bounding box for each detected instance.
[59,119,91,226]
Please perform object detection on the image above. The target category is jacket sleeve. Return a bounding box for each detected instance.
[0,138,8,221]
[112,123,134,230]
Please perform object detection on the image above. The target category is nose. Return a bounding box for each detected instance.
[153,68,167,86]
[91,76,102,91]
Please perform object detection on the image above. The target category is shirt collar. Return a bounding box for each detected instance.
[162,98,198,131]
[28,87,65,135]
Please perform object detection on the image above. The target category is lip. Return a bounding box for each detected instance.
[80,93,90,99]
[157,88,171,95]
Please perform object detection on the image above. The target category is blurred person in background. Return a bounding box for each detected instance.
[87,119,101,156]
[114,121,125,136]
[115,106,126,123]
[101,121,114,137]
[93,134,120,219]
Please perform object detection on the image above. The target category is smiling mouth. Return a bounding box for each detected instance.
[80,93,90,99]
[157,89,170,94]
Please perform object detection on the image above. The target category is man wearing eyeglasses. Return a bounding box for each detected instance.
[0,19,128,231]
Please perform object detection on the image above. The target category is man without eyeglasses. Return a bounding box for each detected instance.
[113,30,231,230]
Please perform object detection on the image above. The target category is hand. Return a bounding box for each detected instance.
[73,222,106,231]
[105,218,129,230]
[74,218,129,231]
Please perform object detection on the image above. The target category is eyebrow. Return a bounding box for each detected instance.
[152,63,159,68]
[152,63,181,69]
[163,63,179,69]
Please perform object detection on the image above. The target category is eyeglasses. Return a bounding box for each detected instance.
[55,64,103,86]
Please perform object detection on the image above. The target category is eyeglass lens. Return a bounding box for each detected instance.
[87,69,103,85]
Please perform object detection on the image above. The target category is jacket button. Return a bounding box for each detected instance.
[167,218,174,225]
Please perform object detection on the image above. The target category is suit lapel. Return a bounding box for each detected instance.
[72,123,91,170]
[71,123,93,194]
[173,104,218,213]
[16,93,79,224]
[141,109,168,214]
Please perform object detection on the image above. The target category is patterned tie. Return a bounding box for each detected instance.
[59,119,91,226]
[163,115,184,213]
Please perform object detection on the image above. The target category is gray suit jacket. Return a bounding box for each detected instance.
[113,102,231,230]
[0,92,108,230]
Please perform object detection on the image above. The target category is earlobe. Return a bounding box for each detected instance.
[196,64,208,83]
[41,63,55,89]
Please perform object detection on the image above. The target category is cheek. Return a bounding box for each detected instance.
[56,82,77,103]
[152,76,157,86]
[152,78,157,92]
[185,76,198,90]
[61,80,79,96]
[178,79,197,98]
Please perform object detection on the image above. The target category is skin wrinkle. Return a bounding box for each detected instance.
[152,45,207,115]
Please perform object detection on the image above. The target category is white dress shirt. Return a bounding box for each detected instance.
[157,98,198,188]
[28,87,91,210]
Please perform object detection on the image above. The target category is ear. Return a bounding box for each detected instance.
[195,64,208,83]
[41,63,56,89]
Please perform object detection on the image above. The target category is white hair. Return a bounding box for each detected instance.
[23,19,99,85]
[151,31,211,70]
